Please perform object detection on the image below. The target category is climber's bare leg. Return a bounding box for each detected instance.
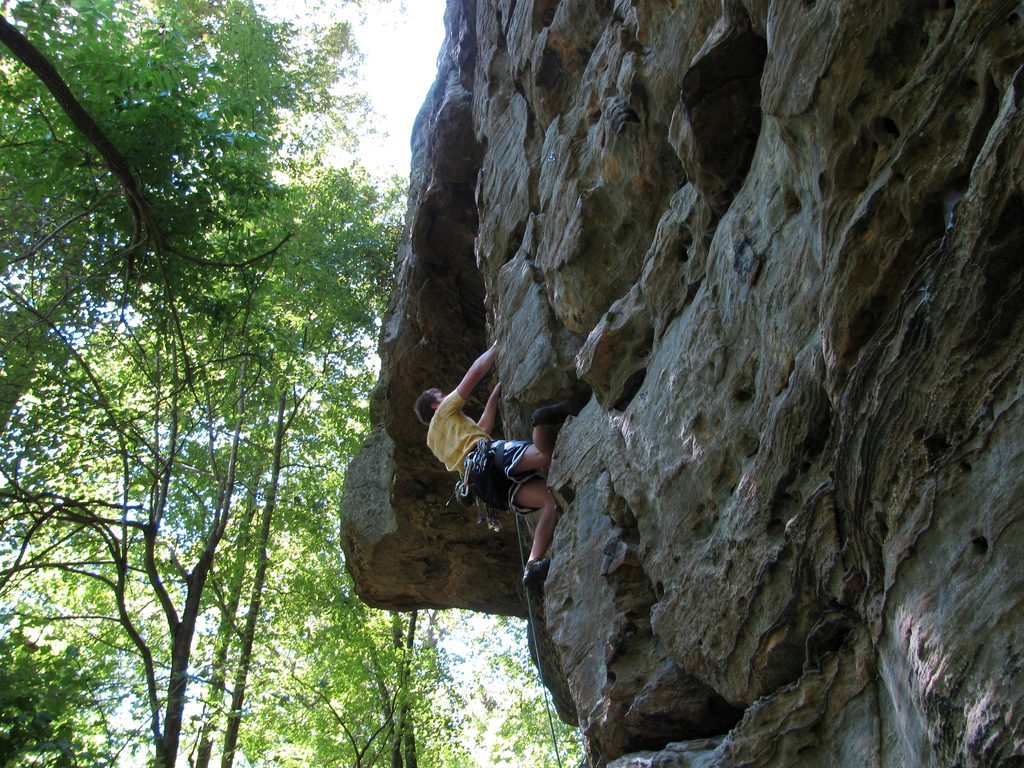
[514,478,557,562]
[511,425,557,473]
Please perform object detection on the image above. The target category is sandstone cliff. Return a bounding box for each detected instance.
[341,0,1024,765]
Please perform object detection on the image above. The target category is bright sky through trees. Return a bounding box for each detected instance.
[349,1,446,175]
[261,0,447,177]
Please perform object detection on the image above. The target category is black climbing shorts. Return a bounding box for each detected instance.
[466,439,540,514]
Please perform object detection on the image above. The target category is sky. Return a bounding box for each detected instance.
[263,0,449,178]
[344,1,448,177]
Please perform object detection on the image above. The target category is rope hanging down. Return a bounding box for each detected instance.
[513,512,565,768]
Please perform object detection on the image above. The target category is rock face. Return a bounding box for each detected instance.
[341,0,1024,765]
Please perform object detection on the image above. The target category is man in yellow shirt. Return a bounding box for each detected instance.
[414,343,583,586]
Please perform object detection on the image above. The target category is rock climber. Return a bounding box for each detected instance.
[413,342,583,587]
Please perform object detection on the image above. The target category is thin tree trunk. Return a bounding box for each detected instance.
[403,609,419,768]
[220,392,290,768]
[392,611,418,768]
[158,490,237,765]
[195,495,256,768]
[155,364,244,767]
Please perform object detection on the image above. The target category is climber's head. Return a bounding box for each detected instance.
[413,388,444,424]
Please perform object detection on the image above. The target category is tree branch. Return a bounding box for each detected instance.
[173,231,294,269]
[0,14,161,251]
[23,190,118,261]
[0,515,44,594]
[0,485,146,529]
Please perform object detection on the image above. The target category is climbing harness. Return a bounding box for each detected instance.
[467,439,501,531]
[464,438,492,488]
[448,439,541,530]
[446,439,502,531]
[447,483,501,531]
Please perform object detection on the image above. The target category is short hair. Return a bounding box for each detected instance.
[414,388,442,425]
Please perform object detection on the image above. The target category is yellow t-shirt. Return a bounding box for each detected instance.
[426,391,488,472]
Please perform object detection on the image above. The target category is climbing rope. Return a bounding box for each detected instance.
[513,511,565,768]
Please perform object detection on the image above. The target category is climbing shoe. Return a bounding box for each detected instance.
[531,396,588,427]
[522,557,551,587]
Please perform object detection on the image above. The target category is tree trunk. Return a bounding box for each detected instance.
[220,392,289,768]
[195,496,256,768]
[391,611,418,768]
[154,365,244,767]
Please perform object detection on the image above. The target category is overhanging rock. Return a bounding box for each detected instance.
[342,0,1024,764]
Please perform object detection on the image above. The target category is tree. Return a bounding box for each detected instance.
[0,0,397,764]
[434,612,586,768]
[3,3,579,765]
[0,624,104,766]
